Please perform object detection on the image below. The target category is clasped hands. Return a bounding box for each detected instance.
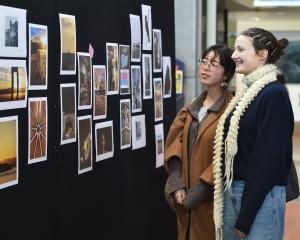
[174,189,186,205]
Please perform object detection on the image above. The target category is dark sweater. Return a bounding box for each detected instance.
[223,81,294,234]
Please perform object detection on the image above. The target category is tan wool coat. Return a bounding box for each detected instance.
[164,90,233,240]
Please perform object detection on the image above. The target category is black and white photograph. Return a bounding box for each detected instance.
[0,59,28,111]
[93,65,107,120]
[131,65,142,113]
[0,5,26,57]
[142,54,152,99]
[119,44,130,95]
[142,5,152,51]
[153,29,162,72]
[163,56,172,98]
[132,115,146,150]
[78,115,92,175]
[95,121,114,162]
[77,52,92,110]
[153,78,163,122]
[106,43,119,95]
[155,123,164,168]
[60,83,76,145]
[120,99,131,150]
[59,13,76,75]
[130,14,141,62]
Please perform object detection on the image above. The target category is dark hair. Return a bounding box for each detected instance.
[201,44,236,83]
[241,27,289,64]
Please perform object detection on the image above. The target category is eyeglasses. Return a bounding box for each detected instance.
[199,58,222,69]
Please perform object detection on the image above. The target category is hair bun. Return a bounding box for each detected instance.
[278,38,289,50]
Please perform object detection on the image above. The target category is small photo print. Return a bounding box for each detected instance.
[59,13,76,75]
[60,83,76,145]
[132,114,146,150]
[77,52,92,110]
[93,65,107,120]
[95,121,114,162]
[155,123,164,168]
[0,116,18,190]
[130,14,141,62]
[0,59,27,111]
[154,78,163,122]
[163,56,172,98]
[119,44,130,95]
[0,6,27,57]
[106,43,119,95]
[131,65,142,113]
[141,5,152,51]
[78,115,93,175]
[29,24,48,90]
[153,29,162,72]
[176,70,183,94]
[28,97,47,164]
[142,54,152,99]
[120,99,131,150]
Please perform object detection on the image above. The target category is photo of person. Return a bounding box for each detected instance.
[153,78,163,121]
[142,4,152,51]
[77,115,92,175]
[142,54,152,99]
[29,24,48,90]
[131,65,142,113]
[59,13,76,75]
[0,6,26,57]
[163,56,172,98]
[93,65,106,120]
[0,116,18,190]
[0,59,27,111]
[77,52,92,110]
[119,44,130,95]
[106,43,119,95]
[120,99,131,149]
[153,29,162,72]
[131,115,146,150]
[130,14,141,62]
[155,123,164,168]
[28,97,47,164]
[60,83,76,145]
[95,121,114,162]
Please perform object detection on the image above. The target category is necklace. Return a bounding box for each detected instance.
[212,64,278,240]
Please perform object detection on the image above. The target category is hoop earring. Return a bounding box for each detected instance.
[221,81,228,87]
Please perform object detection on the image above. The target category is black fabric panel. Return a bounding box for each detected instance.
[0,0,177,239]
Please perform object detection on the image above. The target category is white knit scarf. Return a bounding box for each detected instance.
[212,64,278,240]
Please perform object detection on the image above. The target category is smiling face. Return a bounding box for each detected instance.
[232,35,267,75]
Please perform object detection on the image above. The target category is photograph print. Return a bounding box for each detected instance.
[60,83,76,145]
[0,5,27,57]
[131,65,142,113]
[29,24,48,90]
[106,43,119,95]
[155,123,164,168]
[0,116,18,190]
[78,115,92,175]
[153,29,162,72]
[120,99,131,150]
[131,114,146,150]
[163,56,172,98]
[119,44,130,95]
[77,52,92,110]
[0,59,27,111]
[28,97,47,164]
[142,54,152,99]
[141,5,152,51]
[130,14,141,62]
[153,78,163,122]
[95,121,114,162]
[93,65,107,120]
[59,13,76,75]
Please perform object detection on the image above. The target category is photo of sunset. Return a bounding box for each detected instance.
[0,116,18,189]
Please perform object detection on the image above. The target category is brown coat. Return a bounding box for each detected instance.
[164,90,233,240]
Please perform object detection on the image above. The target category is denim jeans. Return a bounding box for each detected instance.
[222,181,286,240]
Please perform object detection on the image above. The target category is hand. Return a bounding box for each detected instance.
[236,229,246,239]
[174,189,186,205]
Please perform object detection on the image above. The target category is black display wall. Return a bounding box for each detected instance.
[0,0,177,239]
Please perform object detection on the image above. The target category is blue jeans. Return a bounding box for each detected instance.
[222,181,286,240]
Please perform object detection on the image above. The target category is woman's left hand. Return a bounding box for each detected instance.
[236,229,246,238]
